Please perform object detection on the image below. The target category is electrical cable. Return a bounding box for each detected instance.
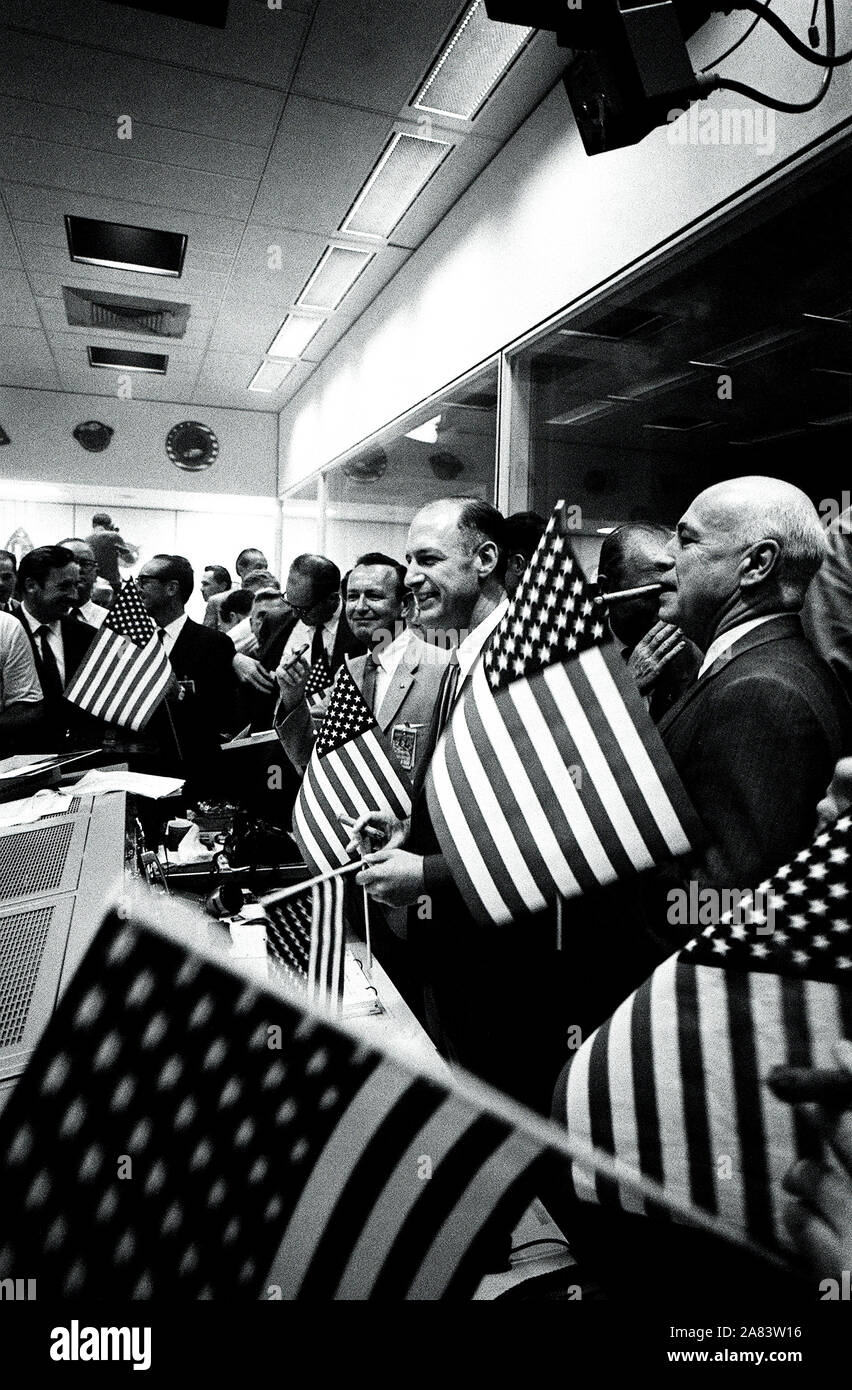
[731,0,851,64]
[706,0,836,112]
[699,0,774,73]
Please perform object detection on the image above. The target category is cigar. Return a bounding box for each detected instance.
[595,583,664,605]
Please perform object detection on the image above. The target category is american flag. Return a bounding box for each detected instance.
[425,500,700,926]
[262,872,347,1014]
[558,812,852,1256]
[63,579,172,731]
[304,651,332,716]
[0,893,561,1300]
[293,664,413,877]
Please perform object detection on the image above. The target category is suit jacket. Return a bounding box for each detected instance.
[140,617,236,794]
[246,607,366,733]
[275,632,450,781]
[657,613,852,890]
[16,610,101,749]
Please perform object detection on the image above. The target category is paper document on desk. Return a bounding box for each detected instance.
[73,770,185,799]
[0,788,75,827]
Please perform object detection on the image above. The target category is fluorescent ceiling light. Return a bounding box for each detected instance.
[339,132,452,240]
[297,246,375,312]
[267,314,324,359]
[413,1,533,121]
[405,415,442,443]
[87,345,167,374]
[249,360,295,393]
[65,216,186,277]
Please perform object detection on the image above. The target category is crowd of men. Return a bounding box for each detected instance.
[1,482,851,1296]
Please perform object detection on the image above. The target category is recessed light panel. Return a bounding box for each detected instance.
[339,133,452,240]
[413,1,533,120]
[65,216,187,277]
[88,346,168,374]
[249,360,295,393]
[267,315,325,360]
[296,246,374,312]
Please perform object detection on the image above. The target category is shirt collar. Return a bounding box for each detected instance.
[160,613,188,641]
[456,598,509,682]
[20,604,59,635]
[374,628,410,671]
[697,613,787,678]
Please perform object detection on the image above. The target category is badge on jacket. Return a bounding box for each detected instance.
[391,723,420,772]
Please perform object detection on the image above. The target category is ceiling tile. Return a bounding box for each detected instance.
[0,270,41,328]
[0,326,60,387]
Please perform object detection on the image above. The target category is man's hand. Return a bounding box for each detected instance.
[771,1041,852,1282]
[356,847,424,906]
[627,621,687,694]
[342,809,408,855]
[232,653,274,692]
[816,757,852,829]
[274,651,310,714]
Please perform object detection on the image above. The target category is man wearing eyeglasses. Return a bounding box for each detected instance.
[57,539,110,628]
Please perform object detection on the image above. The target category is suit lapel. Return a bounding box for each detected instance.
[377,658,416,729]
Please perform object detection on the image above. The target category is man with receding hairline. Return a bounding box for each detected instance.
[657,476,851,889]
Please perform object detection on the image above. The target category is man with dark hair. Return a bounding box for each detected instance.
[218,589,253,633]
[204,550,266,632]
[0,550,17,614]
[503,511,546,598]
[235,548,268,579]
[85,513,137,590]
[57,539,109,628]
[597,521,699,722]
[15,545,99,748]
[201,565,232,629]
[136,554,236,793]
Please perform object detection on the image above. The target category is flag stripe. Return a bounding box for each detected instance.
[271,1060,410,1298]
[700,968,746,1235]
[641,967,675,1221]
[427,733,511,924]
[587,1018,619,1207]
[333,1095,478,1298]
[297,1078,445,1299]
[358,730,412,814]
[371,1113,511,1300]
[297,765,350,872]
[292,777,342,876]
[674,961,717,1214]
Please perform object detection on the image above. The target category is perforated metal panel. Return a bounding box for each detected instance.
[0,815,90,906]
[0,895,75,1083]
[340,133,451,239]
[0,906,53,1049]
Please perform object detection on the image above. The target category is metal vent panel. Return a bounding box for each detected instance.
[0,895,75,1082]
[0,817,90,906]
[413,1,533,121]
[63,287,190,339]
[340,133,452,239]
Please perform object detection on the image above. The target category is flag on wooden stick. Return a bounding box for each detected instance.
[64,579,172,731]
[293,665,413,876]
[425,500,701,925]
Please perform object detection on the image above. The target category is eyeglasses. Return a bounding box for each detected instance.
[281,593,311,618]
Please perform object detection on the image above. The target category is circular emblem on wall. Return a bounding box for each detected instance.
[166,421,220,472]
[73,420,114,452]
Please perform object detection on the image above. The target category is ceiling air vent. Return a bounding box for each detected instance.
[63,287,190,339]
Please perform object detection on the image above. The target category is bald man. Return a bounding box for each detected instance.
[657,476,851,889]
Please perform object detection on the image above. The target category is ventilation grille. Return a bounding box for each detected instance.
[64,287,190,339]
[0,823,75,902]
[41,797,83,820]
[340,133,452,239]
[297,247,374,312]
[0,906,53,1049]
[413,1,533,120]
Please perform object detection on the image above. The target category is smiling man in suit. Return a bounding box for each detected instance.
[274,552,450,781]
[15,544,100,749]
[136,554,236,797]
[656,476,851,891]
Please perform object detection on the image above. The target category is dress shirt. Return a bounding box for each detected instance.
[0,611,42,711]
[281,600,341,667]
[372,629,414,714]
[19,604,66,686]
[74,598,109,628]
[697,613,787,678]
[455,597,509,687]
[227,616,258,654]
[156,612,188,658]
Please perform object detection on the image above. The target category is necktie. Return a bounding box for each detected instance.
[310,623,325,667]
[35,624,63,700]
[434,650,461,738]
[69,607,84,621]
[360,650,381,713]
[157,627,167,645]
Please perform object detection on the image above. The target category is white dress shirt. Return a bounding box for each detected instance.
[372,629,414,714]
[0,611,42,710]
[455,597,509,686]
[698,613,787,678]
[156,612,188,658]
[19,603,66,685]
[281,600,341,667]
[76,598,109,628]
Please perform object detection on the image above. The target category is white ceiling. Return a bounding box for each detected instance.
[0,0,565,413]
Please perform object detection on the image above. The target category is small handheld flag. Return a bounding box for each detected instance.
[64,579,173,732]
